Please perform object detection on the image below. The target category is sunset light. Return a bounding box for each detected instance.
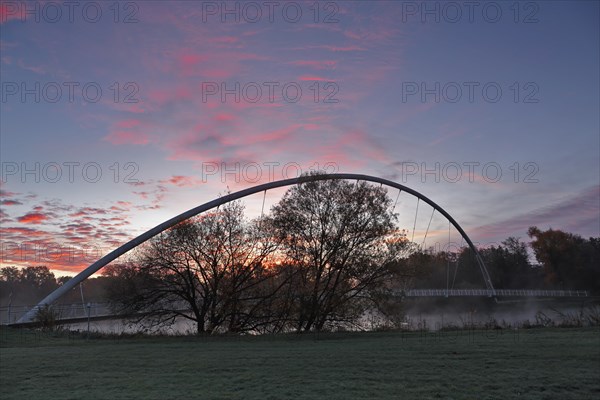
[1,2,599,399]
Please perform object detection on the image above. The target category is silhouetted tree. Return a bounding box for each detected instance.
[480,237,534,289]
[409,238,538,290]
[528,226,600,292]
[269,173,411,332]
[106,200,281,334]
[0,266,58,306]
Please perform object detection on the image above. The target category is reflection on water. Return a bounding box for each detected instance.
[62,299,599,335]
[64,317,199,335]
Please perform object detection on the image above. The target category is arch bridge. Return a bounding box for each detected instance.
[15,173,588,324]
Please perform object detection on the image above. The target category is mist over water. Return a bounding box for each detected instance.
[62,298,600,335]
[400,298,599,331]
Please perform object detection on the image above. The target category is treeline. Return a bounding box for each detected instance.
[0,266,109,307]
[400,230,600,293]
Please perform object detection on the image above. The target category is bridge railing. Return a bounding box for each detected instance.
[0,303,113,325]
[402,289,589,297]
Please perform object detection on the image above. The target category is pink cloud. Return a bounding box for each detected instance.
[111,201,133,212]
[125,104,147,114]
[132,185,167,209]
[126,181,149,187]
[115,119,141,129]
[160,175,203,188]
[343,30,364,40]
[222,124,310,147]
[299,45,367,52]
[299,75,331,82]
[17,212,48,224]
[288,60,337,70]
[159,98,388,175]
[215,113,237,123]
[1,196,137,273]
[178,53,209,76]
[105,119,153,145]
[68,207,108,218]
[105,130,152,145]
[173,50,266,80]
[0,199,21,206]
[179,53,206,66]
[201,68,239,80]
[1,226,49,237]
[212,36,239,44]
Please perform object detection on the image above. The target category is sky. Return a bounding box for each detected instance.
[0,0,599,276]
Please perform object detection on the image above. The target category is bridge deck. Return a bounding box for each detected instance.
[1,289,591,325]
[403,289,589,297]
[1,303,113,326]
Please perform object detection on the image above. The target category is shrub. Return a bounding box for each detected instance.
[34,305,61,332]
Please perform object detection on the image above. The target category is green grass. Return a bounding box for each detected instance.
[1,327,599,399]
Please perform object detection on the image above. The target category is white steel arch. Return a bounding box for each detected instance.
[18,173,494,323]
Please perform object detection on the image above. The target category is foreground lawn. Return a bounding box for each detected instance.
[1,327,599,399]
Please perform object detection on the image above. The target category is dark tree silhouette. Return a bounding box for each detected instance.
[528,226,600,292]
[105,200,280,334]
[269,174,411,332]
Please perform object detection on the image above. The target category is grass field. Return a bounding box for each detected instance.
[1,327,599,400]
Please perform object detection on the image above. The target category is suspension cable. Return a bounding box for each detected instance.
[446,220,450,295]
[421,208,435,249]
[451,236,463,289]
[411,198,420,242]
[258,189,267,232]
[79,282,85,310]
[260,189,267,219]
[391,189,401,214]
